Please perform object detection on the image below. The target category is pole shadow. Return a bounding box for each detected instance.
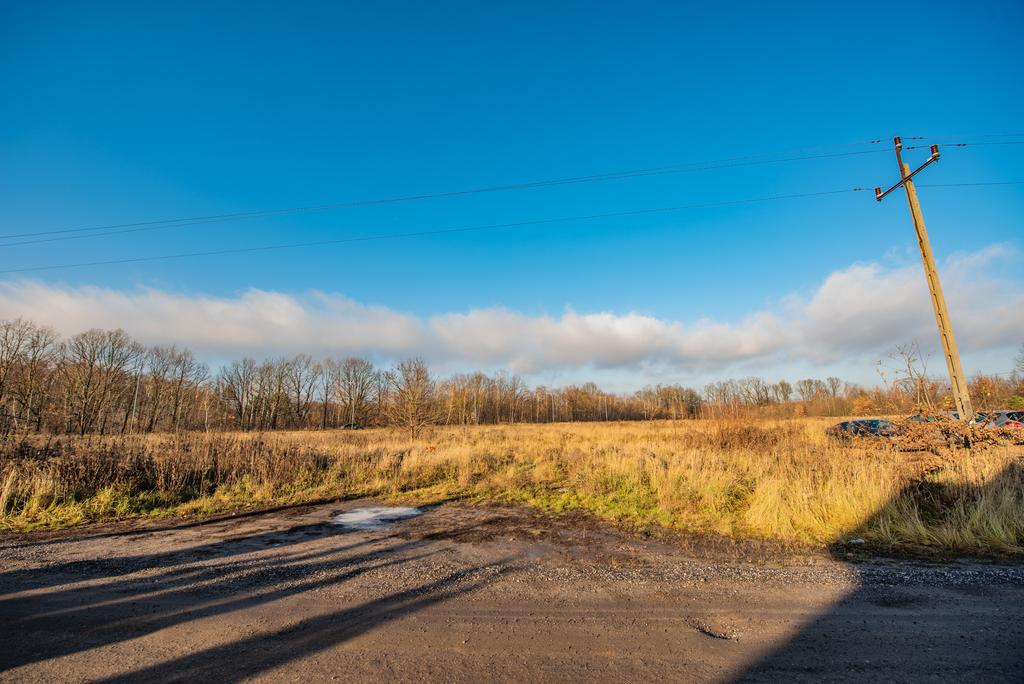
[735,460,1024,682]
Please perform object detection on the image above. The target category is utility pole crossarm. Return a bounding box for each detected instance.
[874,143,940,201]
[874,136,974,421]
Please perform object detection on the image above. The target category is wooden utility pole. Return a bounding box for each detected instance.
[874,136,974,420]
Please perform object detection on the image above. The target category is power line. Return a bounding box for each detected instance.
[903,140,1024,151]
[4,137,1015,247]
[4,177,1015,250]
[1,178,1017,270]
[2,135,1017,245]
[917,181,1023,188]
[0,142,890,243]
[0,187,867,274]
[907,132,1024,141]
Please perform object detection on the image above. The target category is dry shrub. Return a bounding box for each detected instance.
[710,423,806,451]
[1,420,1021,554]
[889,417,1024,452]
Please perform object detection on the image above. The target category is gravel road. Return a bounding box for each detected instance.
[1,501,1022,682]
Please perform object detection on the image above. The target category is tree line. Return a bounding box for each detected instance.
[0,319,1020,436]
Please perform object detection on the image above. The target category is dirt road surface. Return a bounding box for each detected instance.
[2,501,1022,682]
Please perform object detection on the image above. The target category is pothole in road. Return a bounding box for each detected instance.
[688,619,741,641]
[332,506,424,531]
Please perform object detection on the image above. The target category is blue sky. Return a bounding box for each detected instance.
[0,1,1021,390]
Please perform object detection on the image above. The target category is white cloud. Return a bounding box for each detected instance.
[0,282,426,359]
[0,244,1020,386]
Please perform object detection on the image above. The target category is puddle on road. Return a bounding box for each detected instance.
[332,507,423,530]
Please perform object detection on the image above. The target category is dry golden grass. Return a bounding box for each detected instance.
[2,419,1022,554]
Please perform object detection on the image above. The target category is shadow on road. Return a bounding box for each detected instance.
[100,564,506,683]
[3,464,1022,681]
[0,515,510,679]
[736,460,1024,681]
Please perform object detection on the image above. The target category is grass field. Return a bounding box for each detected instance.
[2,419,1022,555]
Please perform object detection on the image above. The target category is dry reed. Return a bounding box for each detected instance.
[1,419,1021,554]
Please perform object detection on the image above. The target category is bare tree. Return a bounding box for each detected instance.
[221,358,257,430]
[318,358,340,429]
[9,321,58,432]
[891,342,934,411]
[60,329,142,435]
[251,359,289,430]
[14,314,1023,432]
[0,320,33,418]
[386,358,437,438]
[738,377,770,406]
[142,346,176,432]
[794,379,819,403]
[374,370,390,425]
[285,354,319,428]
[168,348,208,432]
[337,357,376,427]
[771,380,793,404]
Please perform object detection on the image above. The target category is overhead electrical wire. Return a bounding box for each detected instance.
[4,138,1018,248]
[0,141,892,243]
[3,134,1019,243]
[905,132,1024,141]
[0,187,868,274]
[0,177,1018,273]
[917,181,1023,188]
[903,140,1024,151]
[2,137,1016,247]
[3,177,1016,250]
[0,136,1018,272]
